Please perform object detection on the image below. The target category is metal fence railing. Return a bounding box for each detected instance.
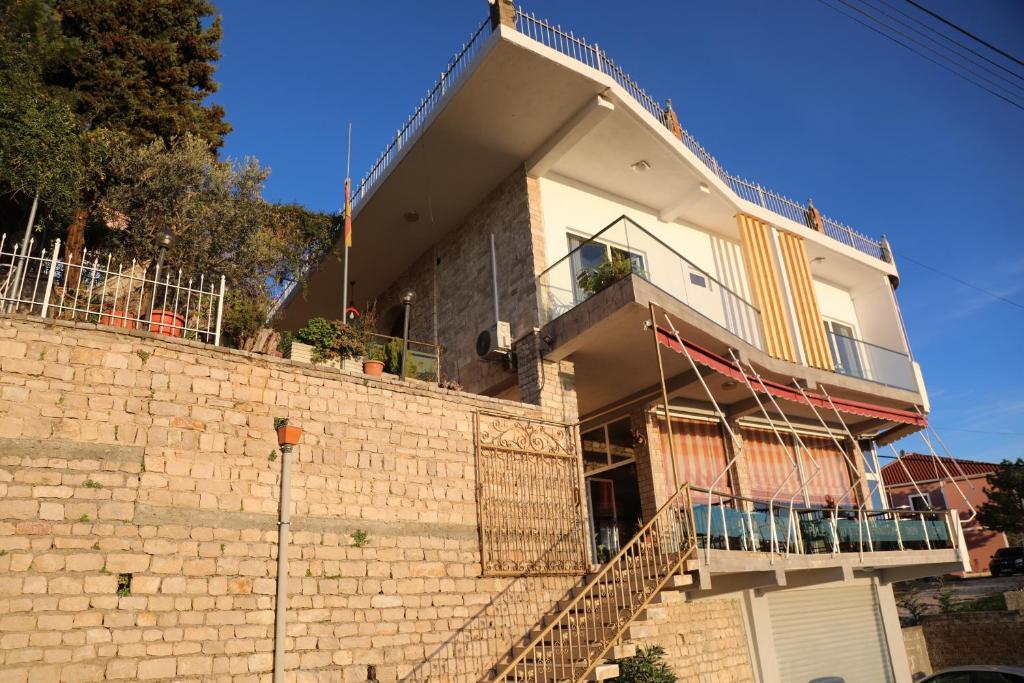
[0,235,225,345]
[537,215,764,350]
[365,332,442,383]
[689,487,959,563]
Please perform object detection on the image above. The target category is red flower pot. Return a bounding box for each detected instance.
[276,425,303,447]
[148,309,185,337]
[363,360,384,377]
[99,310,137,330]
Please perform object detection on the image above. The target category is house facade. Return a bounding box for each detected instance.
[883,452,1009,575]
[277,2,971,681]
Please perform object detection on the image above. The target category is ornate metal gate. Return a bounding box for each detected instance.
[475,412,589,576]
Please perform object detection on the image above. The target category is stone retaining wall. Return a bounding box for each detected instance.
[0,316,578,682]
[919,610,1024,670]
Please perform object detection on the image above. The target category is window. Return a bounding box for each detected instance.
[909,493,932,511]
[689,271,708,288]
[580,417,636,475]
[824,319,865,379]
[567,233,646,303]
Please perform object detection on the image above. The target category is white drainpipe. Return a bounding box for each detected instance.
[272,443,294,683]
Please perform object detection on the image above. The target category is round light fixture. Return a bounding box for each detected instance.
[403,210,420,223]
[630,160,652,173]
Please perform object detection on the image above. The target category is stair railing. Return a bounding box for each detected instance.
[491,482,696,682]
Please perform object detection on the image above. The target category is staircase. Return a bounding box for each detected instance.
[486,483,698,682]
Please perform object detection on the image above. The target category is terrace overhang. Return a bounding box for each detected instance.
[555,275,925,435]
[279,24,896,329]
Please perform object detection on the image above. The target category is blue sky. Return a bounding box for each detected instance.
[210,1,1024,463]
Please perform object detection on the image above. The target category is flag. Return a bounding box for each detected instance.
[343,177,352,247]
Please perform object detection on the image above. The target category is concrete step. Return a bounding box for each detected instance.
[500,661,619,681]
[661,573,695,590]
[610,643,636,659]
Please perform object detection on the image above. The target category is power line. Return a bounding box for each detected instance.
[902,0,1024,68]
[815,0,1024,110]
[876,0,1024,85]
[898,254,1024,312]
[859,0,1024,96]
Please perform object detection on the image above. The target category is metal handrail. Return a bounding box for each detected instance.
[687,486,959,558]
[538,215,759,314]
[491,482,697,682]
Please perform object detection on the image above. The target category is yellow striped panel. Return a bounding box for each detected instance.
[777,231,835,371]
[736,214,797,362]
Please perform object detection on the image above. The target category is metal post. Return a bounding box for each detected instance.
[273,442,293,683]
[400,300,412,380]
[214,276,226,346]
[10,192,39,304]
[39,239,60,319]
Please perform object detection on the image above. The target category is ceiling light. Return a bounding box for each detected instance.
[811,256,826,264]
[699,183,711,194]
[722,379,739,390]
[631,160,651,173]
[403,210,420,223]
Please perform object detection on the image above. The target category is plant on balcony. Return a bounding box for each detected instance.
[613,644,677,683]
[383,338,418,378]
[295,317,370,364]
[576,256,634,297]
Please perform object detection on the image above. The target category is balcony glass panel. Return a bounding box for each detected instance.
[825,327,917,392]
[538,216,764,350]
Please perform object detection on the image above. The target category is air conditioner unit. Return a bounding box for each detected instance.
[476,321,511,360]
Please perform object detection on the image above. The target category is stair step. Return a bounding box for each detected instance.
[610,643,637,659]
[624,621,656,640]
[651,589,683,605]
[641,606,667,621]
[662,573,695,590]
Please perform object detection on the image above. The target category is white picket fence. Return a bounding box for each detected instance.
[0,235,226,345]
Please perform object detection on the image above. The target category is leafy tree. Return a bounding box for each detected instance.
[977,458,1024,536]
[100,135,337,346]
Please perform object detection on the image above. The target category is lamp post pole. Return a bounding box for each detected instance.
[400,289,416,380]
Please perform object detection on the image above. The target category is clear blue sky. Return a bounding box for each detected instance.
[210,1,1024,463]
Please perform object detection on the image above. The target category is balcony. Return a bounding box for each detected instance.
[537,216,763,349]
[536,215,918,396]
[684,488,969,593]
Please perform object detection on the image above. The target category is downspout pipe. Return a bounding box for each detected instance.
[273,441,295,683]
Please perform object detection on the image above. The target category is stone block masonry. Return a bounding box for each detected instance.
[0,316,581,682]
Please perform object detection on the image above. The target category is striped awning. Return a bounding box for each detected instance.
[657,416,730,501]
[655,327,926,428]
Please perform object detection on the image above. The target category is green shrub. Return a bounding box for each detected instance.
[296,317,368,362]
[577,256,634,296]
[614,644,677,683]
[383,339,417,377]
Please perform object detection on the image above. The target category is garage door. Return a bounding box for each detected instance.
[767,584,894,683]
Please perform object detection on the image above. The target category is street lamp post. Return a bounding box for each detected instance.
[400,288,416,380]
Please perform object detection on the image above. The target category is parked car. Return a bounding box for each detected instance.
[989,546,1024,577]
[915,666,1024,683]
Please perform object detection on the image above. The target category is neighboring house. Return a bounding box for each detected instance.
[279,2,971,681]
[883,452,1009,575]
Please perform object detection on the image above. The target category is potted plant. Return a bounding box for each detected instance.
[576,256,634,297]
[275,418,302,446]
[148,309,185,337]
[291,317,342,367]
[363,344,385,377]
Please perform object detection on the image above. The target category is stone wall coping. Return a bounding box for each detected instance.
[0,313,547,417]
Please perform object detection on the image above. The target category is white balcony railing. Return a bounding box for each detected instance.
[0,235,225,345]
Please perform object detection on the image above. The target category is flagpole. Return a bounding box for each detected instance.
[342,123,352,323]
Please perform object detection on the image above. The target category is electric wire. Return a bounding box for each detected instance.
[877,0,1024,84]
[814,0,1024,111]
[857,0,1024,95]
[902,0,1024,68]
[898,253,1024,312]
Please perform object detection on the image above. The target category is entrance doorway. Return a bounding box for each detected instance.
[581,416,643,563]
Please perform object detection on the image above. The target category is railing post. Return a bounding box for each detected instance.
[920,513,931,550]
[214,275,226,347]
[830,510,839,554]
[594,43,603,73]
[39,239,61,319]
[894,512,904,551]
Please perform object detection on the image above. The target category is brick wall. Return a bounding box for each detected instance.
[631,598,755,682]
[919,611,1024,669]
[0,316,582,682]
[375,166,545,399]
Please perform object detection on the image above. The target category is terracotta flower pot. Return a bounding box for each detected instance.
[276,424,303,446]
[99,310,137,330]
[363,360,385,377]
[148,309,185,337]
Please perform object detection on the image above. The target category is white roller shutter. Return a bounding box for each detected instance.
[767,584,894,683]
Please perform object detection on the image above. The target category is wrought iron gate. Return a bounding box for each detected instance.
[475,412,589,576]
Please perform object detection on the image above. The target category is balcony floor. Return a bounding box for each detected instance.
[541,274,925,433]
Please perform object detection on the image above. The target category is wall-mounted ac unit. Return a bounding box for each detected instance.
[476,321,511,360]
